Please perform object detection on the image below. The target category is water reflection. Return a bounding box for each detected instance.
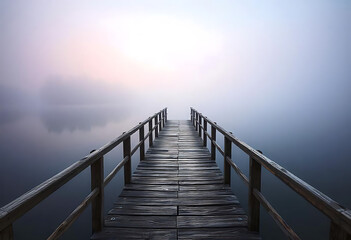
[0,108,26,125]
[40,105,130,133]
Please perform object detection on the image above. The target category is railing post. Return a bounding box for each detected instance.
[154,116,159,138]
[148,119,153,147]
[248,153,262,232]
[162,110,165,128]
[203,118,207,147]
[191,109,194,126]
[0,224,14,240]
[190,108,193,123]
[139,123,145,161]
[198,115,202,137]
[195,112,198,131]
[165,108,167,122]
[159,112,162,130]
[329,221,351,240]
[123,136,131,185]
[224,136,231,185]
[91,154,104,233]
[211,124,216,161]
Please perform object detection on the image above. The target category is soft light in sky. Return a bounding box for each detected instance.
[102,14,223,71]
[0,0,350,118]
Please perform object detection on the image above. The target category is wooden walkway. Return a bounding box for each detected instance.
[92,120,260,239]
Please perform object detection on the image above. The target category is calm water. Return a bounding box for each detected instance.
[1,106,350,239]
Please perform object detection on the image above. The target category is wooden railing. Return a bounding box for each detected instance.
[0,108,167,240]
[191,107,351,240]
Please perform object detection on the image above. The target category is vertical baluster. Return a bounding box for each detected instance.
[211,124,216,161]
[190,108,193,125]
[148,119,153,147]
[248,152,262,232]
[195,112,199,131]
[159,112,162,130]
[193,109,195,126]
[203,118,207,147]
[162,110,165,127]
[155,116,158,138]
[0,224,14,240]
[329,221,351,240]
[139,123,145,161]
[224,136,231,185]
[123,136,131,185]
[198,115,202,137]
[91,154,104,233]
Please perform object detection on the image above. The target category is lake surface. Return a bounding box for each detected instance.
[1,106,350,239]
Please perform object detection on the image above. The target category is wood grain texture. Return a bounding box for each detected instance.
[92,120,260,239]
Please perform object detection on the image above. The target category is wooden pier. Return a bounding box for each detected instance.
[1,107,351,240]
[92,120,260,239]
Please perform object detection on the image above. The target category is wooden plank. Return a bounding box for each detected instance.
[124,184,178,191]
[177,215,247,228]
[179,184,230,191]
[108,205,177,216]
[92,228,177,240]
[105,215,176,228]
[178,228,260,240]
[114,196,239,206]
[178,190,235,198]
[179,205,245,216]
[120,190,177,198]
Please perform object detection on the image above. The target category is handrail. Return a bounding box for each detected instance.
[191,107,351,239]
[0,108,167,239]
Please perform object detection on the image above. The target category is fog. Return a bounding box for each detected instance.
[1,1,350,239]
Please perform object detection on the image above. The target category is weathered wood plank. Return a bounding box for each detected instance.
[179,205,245,216]
[177,215,247,228]
[92,228,177,240]
[178,228,261,240]
[105,215,176,228]
[108,205,177,216]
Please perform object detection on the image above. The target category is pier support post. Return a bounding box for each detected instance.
[248,153,262,232]
[148,119,153,147]
[123,136,131,185]
[203,118,207,147]
[139,124,145,161]
[211,125,216,161]
[91,155,104,233]
[224,136,231,185]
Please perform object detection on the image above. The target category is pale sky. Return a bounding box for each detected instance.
[1,0,350,119]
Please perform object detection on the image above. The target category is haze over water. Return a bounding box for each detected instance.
[1,1,350,239]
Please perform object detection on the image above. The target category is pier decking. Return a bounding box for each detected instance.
[92,120,260,239]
